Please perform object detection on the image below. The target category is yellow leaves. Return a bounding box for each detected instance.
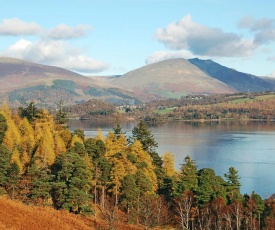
[0,101,12,120]
[162,152,177,177]
[70,134,84,147]
[11,149,23,174]
[129,140,158,192]
[35,134,55,167]
[2,118,21,151]
[20,118,35,153]
[54,133,66,156]
[95,128,104,141]
[105,131,127,158]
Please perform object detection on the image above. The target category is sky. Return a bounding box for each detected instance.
[1,0,275,77]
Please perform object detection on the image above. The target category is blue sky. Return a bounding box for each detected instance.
[1,0,275,77]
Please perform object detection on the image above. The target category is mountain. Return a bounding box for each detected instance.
[0,57,138,107]
[1,57,275,107]
[110,58,237,100]
[188,58,273,92]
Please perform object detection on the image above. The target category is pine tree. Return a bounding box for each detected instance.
[54,100,68,126]
[0,113,7,144]
[178,156,198,194]
[18,101,40,122]
[27,163,54,205]
[0,145,12,192]
[131,120,158,153]
[224,166,242,201]
[52,151,93,214]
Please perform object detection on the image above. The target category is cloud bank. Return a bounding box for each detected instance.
[2,39,108,73]
[0,18,41,36]
[147,14,275,72]
[154,14,256,57]
[0,18,108,73]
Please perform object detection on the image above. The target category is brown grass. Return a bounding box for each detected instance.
[0,197,94,230]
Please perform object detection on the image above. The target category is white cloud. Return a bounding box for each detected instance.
[0,18,92,40]
[2,39,109,73]
[146,50,194,64]
[0,18,41,36]
[155,14,257,57]
[46,24,92,39]
[239,16,275,45]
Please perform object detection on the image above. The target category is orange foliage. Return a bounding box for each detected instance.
[0,197,93,230]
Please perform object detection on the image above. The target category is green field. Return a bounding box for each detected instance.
[228,94,275,104]
[154,107,175,114]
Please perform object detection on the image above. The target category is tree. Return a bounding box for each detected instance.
[113,121,124,138]
[178,156,198,194]
[162,152,177,177]
[0,145,12,193]
[197,168,227,206]
[224,167,241,201]
[18,101,40,122]
[73,129,85,141]
[54,100,68,125]
[131,120,158,154]
[0,113,7,144]
[120,174,139,222]
[175,190,195,230]
[52,151,93,214]
[27,163,54,205]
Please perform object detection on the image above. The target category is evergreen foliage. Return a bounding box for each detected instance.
[18,101,40,122]
[0,114,7,144]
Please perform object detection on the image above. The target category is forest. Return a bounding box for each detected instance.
[0,101,275,230]
[126,92,275,122]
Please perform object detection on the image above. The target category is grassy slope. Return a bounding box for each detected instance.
[0,197,94,230]
[228,94,275,104]
[0,197,144,230]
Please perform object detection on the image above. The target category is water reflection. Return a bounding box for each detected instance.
[68,120,275,198]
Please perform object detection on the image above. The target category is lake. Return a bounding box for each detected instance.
[68,119,275,198]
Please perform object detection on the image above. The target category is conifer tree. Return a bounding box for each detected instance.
[0,145,12,192]
[224,166,242,201]
[131,120,158,153]
[54,100,68,125]
[27,163,54,205]
[18,101,40,122]
[52,151,93,214]
[178,156,198,194]
[0,113,7,144]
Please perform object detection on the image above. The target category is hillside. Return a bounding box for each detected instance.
[110,58,237,100]
[2,57,275,106]
[188,58,273,92]
[0,197,93,230]
[66,99,117,119]
[0,57,139,107]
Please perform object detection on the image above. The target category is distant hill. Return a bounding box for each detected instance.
[188,58,273,92]
[110,58,236,100]
[66,99,117,119]
[0,57,139,107]
[1,57,275,107]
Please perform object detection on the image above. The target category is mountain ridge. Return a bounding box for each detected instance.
[110,58,237,99]
[188,58,272,92]
[1,57,274,107]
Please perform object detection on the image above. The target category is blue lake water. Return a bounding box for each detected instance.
[68,119,275,198]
